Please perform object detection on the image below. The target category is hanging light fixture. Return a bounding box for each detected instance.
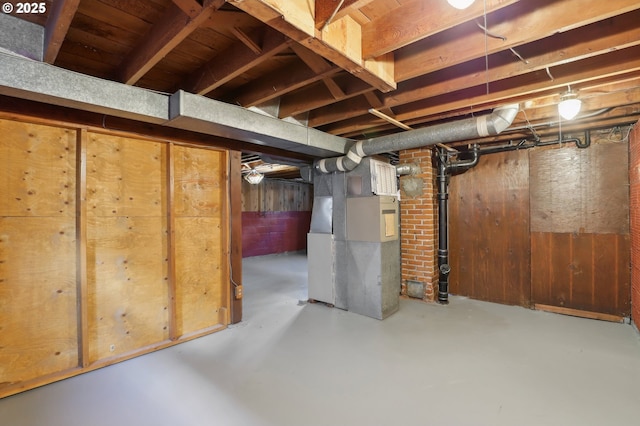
[447,0,475,9]
[558,86,582,120]
[244,169,264,185]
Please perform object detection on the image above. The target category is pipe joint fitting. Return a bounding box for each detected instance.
[439,263,451,275]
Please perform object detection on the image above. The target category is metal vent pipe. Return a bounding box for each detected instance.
[315,104,519,173]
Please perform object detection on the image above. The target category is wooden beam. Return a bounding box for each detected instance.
[228,0,396,92]
[166,143,178,340]
[394,47,640,124]
[171,0,204,17]
[229,150,243,324]
[185,27,290,95]
[278,73,373,118]
[395,0,640,82]
[44,0,81,63]
[117,0,224,85]
[322,77,345,99]
[290,43,333,74]
[75,128,89,368]
[315,0,371,29]
[534,304,625,323]
[228,61,340,107]
[322,47,640,135]
[310,10,640,129]
[362,0,520,59]
[231,27,263,54]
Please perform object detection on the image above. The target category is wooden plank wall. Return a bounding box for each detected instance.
[0,117,231,397]
[530,141,630,317]
[449,150,531,306]
[242,179,312,212]
[449,137,630,318]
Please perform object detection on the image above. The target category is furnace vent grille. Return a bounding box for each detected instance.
[371,160,397,196]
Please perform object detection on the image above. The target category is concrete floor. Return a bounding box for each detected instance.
[2,252,640,425]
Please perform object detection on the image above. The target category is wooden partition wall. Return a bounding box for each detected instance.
[0,117,231,397]
[449,138,630,320]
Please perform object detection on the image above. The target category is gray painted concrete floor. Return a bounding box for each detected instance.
[2,252,640,426]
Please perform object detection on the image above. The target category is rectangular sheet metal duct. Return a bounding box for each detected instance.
[167,91,348,158]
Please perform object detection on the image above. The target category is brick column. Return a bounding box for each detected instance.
[629,121,640,330]
[399,147,438,301]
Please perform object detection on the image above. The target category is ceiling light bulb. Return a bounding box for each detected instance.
[244,169,264,184]
[558,91,582,120]
[447,0,475,9]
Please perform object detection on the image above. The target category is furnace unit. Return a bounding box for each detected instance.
[308,158,401,319]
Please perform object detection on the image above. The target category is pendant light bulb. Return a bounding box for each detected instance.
[558,89,582,121]
[447,0,475,9]
[244,169,264,185]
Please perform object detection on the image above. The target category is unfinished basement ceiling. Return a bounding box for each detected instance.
[11,0,640,159]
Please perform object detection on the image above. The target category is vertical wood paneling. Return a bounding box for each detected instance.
[242,179,312,212]
[449,150,531,306]
[531,232,630,316]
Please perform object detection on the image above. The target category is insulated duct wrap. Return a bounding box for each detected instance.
[316,104,519,173]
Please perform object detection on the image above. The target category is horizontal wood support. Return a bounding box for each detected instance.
[534,304,625,323]
[0,323,226,398]
[228,0,396,92]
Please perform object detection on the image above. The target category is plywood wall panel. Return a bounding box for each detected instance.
[173,146,223,217]
[173,146,227,335]
[86,134,169,363]
[530,142,629,234]
[86,215,169,363]
[0,217,78,384]
[86,133,165,217]
[175,217,225,335]
[0,116,232,397]
[0,119,76,217]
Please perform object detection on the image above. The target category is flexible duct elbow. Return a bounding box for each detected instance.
[315,104,519,174]
[489,104,520,134]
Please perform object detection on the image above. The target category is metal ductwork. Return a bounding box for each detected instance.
[315,104,520,173]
